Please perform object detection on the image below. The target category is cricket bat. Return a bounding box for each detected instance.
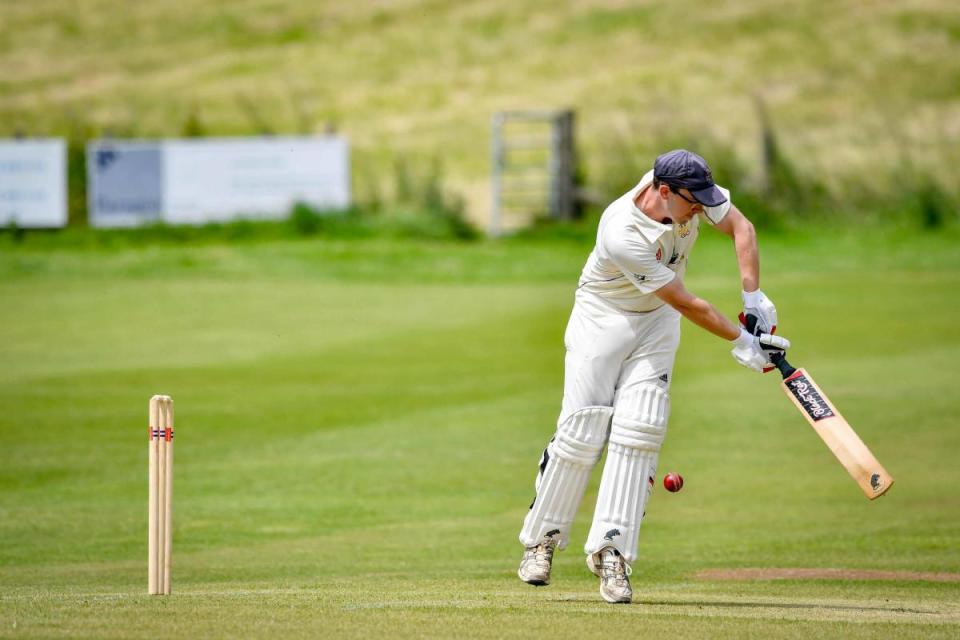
[770,352,894,500]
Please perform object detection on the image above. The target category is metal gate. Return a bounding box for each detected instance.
[490,110,575,236]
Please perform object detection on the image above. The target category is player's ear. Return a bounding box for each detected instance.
[658,184,671,199]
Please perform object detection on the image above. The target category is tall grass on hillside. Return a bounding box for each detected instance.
[589,109,958,230]
[3,0,958,231]
[51,112,958,238]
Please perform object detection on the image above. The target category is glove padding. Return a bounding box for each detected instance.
[731,327,791,373]
[742,289,777,334]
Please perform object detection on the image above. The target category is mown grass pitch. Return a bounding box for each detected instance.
[1,229,959,638]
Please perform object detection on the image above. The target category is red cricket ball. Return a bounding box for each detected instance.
[663,472,684,492]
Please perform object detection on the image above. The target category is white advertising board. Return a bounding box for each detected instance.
[163,138,350,224]
[0,139,67,228]
[87,137,350,227]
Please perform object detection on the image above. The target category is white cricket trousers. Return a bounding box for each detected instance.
[520,290,680,563]
[561,291,680,421]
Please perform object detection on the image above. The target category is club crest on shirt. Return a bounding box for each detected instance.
[677,221,692,238]
[655,246,663,261]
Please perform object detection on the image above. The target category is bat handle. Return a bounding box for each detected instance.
[769,352,796,379]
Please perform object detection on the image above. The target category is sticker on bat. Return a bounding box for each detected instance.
[785,374,835,421]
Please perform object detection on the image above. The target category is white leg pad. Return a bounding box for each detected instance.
[519,406,613,550]
[585,384,669,563]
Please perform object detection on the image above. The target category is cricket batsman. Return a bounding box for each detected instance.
[517,149,790,603]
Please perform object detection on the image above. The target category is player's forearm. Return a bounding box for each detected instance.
[732,216,759,292]
[671,295,740,340]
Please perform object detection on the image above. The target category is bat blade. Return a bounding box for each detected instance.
[780,366,894,500]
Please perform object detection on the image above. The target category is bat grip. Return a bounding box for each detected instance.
[770,352,796,379]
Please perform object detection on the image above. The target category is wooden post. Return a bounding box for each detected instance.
[490,112,505,237]
[148,396,161,595]
[162,396,174,595]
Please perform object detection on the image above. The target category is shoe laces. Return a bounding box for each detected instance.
[528,539,556,562]
[600,550,632,581]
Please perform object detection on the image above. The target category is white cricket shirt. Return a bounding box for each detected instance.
[577,170,731,313]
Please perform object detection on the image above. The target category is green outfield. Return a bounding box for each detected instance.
[1,228,959,638]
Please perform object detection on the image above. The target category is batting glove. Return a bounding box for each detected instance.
[742,289,777,335]
[731,327,791,373]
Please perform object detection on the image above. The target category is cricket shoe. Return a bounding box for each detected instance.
[587,546,633,604]
[518,537,558,586]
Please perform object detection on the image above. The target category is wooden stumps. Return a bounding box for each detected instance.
[148,395,174,595]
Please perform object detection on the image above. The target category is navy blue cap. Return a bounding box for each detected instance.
[653,149,727,207]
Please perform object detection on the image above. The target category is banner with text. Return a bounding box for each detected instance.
[0,139,67,228]
[88,137,350,227]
